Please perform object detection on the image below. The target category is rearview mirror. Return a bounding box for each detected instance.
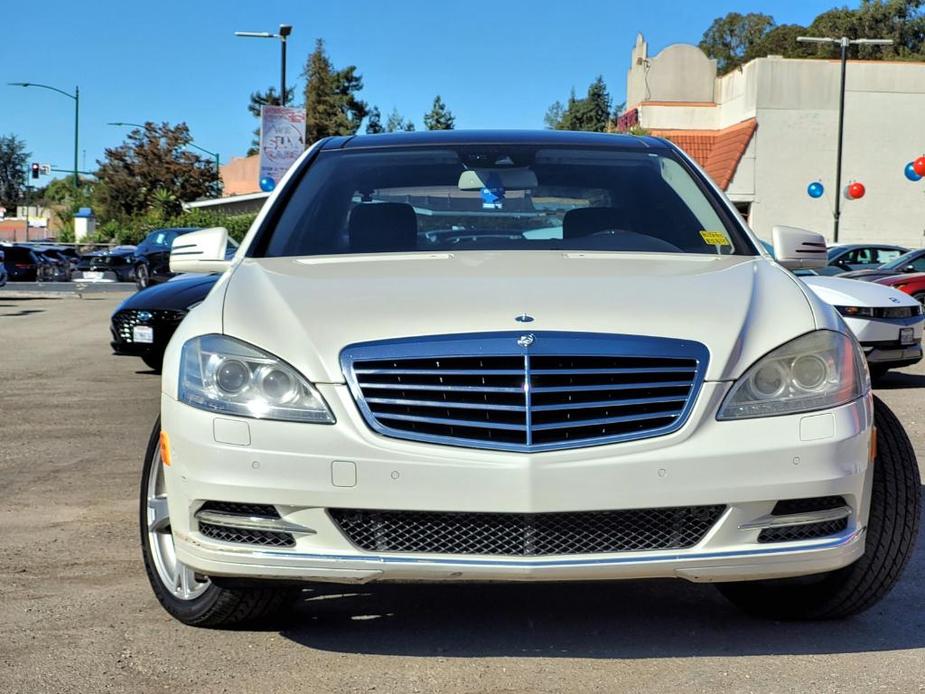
[771,225,827,270]
[458,168,538,191]
[169,227,232,274]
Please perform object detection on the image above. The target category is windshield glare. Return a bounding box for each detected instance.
[259,145,753,258]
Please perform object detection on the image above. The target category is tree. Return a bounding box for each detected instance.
[699,12,776,72]
[303,38,368,144]
[0,134,30,212]
[96,122,221,220]
[385,109,415,132]
[246,86,294,155]
[365,106,384,134]
[423,95,455,130]
[544,77,612,132]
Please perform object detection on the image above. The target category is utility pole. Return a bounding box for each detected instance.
[797,36,893,243]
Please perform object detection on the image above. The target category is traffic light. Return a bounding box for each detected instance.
[31,163,40,179]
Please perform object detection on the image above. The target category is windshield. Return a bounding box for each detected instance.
[256,145,754,258]
[882,249,918,271]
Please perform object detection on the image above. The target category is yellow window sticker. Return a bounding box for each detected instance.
[700,230,731,246]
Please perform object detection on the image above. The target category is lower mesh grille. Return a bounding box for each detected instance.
[199,522,295,547]
[199,501,280,517]
[329,506,726,556]
[758,518,848,544]
[771,496,846,515]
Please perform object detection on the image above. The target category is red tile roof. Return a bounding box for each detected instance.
[649,118,757,190]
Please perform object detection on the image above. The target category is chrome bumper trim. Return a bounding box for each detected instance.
[738,506,852,531]
[246,527,864,568]
[194,509,316,535]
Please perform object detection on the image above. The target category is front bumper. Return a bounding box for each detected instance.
[161,384,875,585]
[844,314,924,367]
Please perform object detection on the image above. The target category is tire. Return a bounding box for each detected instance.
[140,418,297,627]
[717,396,920,620]
[141,352,163,373]
[135,264,149,290]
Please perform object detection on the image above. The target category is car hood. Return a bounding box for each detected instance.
[801,275,921,308]
[221,251,817,383]
[117,273,218,312]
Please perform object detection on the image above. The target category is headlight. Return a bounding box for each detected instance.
[717,330,868,420]
[835,306,875,318]
[179,334,335,423]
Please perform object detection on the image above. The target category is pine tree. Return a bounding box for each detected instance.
[544,78,612,132]
[365,106,384,134]
[385,109,415,132]
[423,95,456,130]
[303,38,368,144]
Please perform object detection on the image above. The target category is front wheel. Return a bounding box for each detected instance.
[140,418,296,627]
[135,264,149,290]
[717,396,920,620]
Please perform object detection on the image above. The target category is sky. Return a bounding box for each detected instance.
[2,0,853,184]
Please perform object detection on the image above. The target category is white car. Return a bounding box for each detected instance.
[141,131,919,628]
[801,276,924,380]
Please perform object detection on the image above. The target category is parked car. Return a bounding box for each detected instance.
[132,227,200,290]
[77,246,138,282]
[0,248,7,287]
[34,247,73,281]
[761,241,925,372]
[818,243,909,275]
[800,275,924,380]
[110,273,217,371]
[140,130,919,628]
[1,244,53,281]
[872,272,925,306]
[839,247,925,282]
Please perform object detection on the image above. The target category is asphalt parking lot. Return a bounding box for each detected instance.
[1,292,923,694]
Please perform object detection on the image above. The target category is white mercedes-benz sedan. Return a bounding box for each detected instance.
[141,130,919,627]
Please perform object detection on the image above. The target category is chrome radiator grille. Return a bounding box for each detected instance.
[341,332,708,452]
[330,506,726,556]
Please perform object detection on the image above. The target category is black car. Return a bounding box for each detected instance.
[34,247,72,281]
[839,247,925,282]
[2,245,54,281]
[110,273,218,371]
[0,248,7,287]
[77,246,138,282]
[132,227,200,290]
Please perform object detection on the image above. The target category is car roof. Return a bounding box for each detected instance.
[831,243,908,251]
[323,129,670,151]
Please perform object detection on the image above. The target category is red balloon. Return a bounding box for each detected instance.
[847,181,866,200]
[914,156,925,176]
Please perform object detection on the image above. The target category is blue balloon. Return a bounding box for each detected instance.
[904,162,922,182]
[259,176,276,192]
[807,181,825,198]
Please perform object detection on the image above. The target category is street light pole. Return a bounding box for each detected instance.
[797,36,893,243]
[8,82,80,191]
[235,24,292,106]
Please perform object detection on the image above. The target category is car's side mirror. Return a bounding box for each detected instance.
[169,227,233,274]
[771,225,828,269]
[904,264,916,273]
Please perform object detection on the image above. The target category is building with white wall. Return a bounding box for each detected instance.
[621,34,925,248]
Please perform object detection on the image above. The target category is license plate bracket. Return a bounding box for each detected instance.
[900,327,915,346]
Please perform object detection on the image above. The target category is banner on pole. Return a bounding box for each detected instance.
[259,106,306,192]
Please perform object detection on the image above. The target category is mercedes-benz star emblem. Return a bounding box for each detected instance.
[515,313,534,323]
[517,334,535,348]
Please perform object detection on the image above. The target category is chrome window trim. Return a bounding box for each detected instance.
[340,331,709,453]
